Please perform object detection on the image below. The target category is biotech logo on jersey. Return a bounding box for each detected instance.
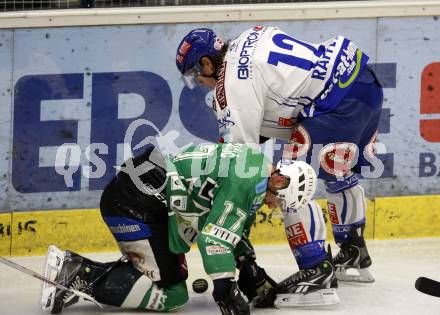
[319,142,357,177]
[327,203,339,224]
[216,61,228,109]
[237,28,263,79]
[283,124,311,159]
[285,222,308,250]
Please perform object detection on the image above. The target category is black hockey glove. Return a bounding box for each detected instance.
[212,278,250,315]
[237,257,278,308]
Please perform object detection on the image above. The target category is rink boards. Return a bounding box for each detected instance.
[1,195,440,256]
[0,13,440,211]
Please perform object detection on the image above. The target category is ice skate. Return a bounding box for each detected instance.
[41,245,96,313]
[334,242,374,283]
[274,253,339,307]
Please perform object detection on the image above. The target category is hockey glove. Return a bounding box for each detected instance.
[213,278,250,315]
[237,257,278,307]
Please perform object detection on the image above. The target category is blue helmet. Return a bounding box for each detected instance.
[176,28,224,75]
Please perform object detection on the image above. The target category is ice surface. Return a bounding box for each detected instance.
[1,238,440,315]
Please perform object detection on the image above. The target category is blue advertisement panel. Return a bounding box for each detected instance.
[0,17,439,211]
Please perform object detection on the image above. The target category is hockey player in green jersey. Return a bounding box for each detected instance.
[41,143,317,315]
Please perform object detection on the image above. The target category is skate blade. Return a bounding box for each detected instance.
[274,289,340,308]
[336,266,375,283]
[41,245,66,311]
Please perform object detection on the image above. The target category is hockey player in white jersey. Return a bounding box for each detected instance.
[176,26,383,306]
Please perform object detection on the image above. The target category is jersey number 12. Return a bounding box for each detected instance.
[267,33,320,71]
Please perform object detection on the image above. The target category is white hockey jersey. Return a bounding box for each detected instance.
[213,26,369,144]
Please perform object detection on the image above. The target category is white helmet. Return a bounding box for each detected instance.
[275,160,317,212]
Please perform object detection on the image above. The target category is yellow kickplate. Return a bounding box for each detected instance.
[0,213,12,256]
[5,195,440,256]
[250,205,285,245]
[374,195,440,239]
[10,209,117,256]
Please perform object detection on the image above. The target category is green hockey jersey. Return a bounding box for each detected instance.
[167,143,271,279]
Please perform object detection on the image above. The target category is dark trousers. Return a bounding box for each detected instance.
[100,156,187,288]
